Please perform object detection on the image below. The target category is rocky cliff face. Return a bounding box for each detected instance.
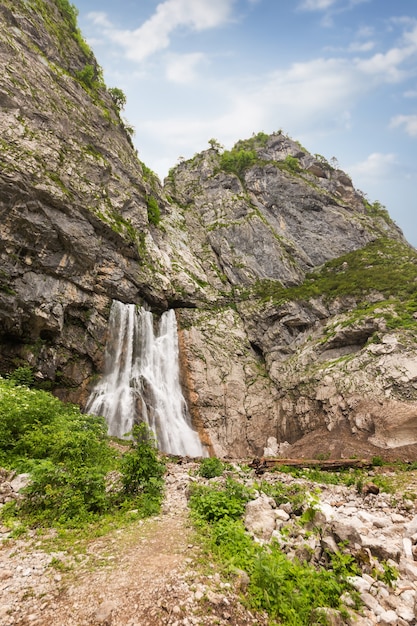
[1,0,417,458]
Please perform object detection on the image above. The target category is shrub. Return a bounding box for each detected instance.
[76,64,96,89]
[250,546,345,624]
[0,378,77,462]
[119,423,165,506]
[8,366,34,387]
[189,479,252,523]
[282,154,300,173]
[219,148,257,178]
[189,478,352,625]
[20,461,108,526]
[108,87,127,112]
[198,457,225,479]
[146,195,161,226]
[0,381,165,527]
[56,0,78,31]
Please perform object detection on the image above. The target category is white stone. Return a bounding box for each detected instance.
[10,473,30,493]
[360,592,384,615]
[404,515,417,538]
[379,609,400,625]
[94,601,117,623]
[397,604,416,622]
[317,502,336,522]
[275,508,290,522]
[399,557,417,579]
[244,494,276,541]
[403,537,414,559]
[347,576,371,593]
[400,589,416,607]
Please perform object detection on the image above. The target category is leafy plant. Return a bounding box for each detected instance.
[281,154,300,173]
[8,366,34,387]
[20,461,108,526]
[260,480,308,515]
[329,550,360,578]
[146,195,161,226]
[188,478,352,625]
[0,380,165,528]
[108,87,127,112]
[119,423,165,503]
[76,64,96,89]
[198,457,225,479]
[250,546,345,624]
[55,0,78,31]
[219,147,257,178]
[373,561,398,587]
[189,479,252,523]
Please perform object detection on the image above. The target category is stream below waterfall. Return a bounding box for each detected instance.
[86,301,206,457]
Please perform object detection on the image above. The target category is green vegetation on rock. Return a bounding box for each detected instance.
[147,195,161,226]
[251,238,417,329]
[189,478,353,625]
[219,147,257,178]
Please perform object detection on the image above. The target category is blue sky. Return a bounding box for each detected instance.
[74,0,416,247]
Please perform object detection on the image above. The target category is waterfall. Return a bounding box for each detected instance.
[86,300,206,457]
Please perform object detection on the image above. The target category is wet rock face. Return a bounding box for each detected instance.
[0,0,174,393]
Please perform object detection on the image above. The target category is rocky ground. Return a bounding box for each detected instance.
[1,461,417,625]
[0,462,268,626]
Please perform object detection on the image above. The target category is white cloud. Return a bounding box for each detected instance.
[390,114,417,137]
[355,23,417,82]
[134,35,416,173]
[165,52,207,83]
[87,12,113,28]
[88,0,235,63]
[348,40,375,52]
[299,0,337,10]
[347,153,399,181]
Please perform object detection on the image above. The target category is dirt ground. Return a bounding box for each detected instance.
[0,462,267,626]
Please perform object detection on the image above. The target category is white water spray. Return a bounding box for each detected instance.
[86,301,206,457]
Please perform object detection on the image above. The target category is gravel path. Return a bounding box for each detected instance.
[0,462,266,626]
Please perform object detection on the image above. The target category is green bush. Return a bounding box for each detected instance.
[189,479,252,523]
[250,546,345,624]
[146,195,161,226]
[76,64,96,89]
[20,461,108,525]
[119,423,165,503]
[108,87,127,112]
[198,456,225,478]
[0,380,165,527]
[8,366,34,387]
[56,0,78,31]
[282,154,300,173]
[0,379,77,462]
[16,412,112,468]
[219,148,257,178]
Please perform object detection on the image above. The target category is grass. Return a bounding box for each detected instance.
[248,237,417,331]
[188,477,354,625]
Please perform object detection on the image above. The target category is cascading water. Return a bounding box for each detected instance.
[86,300,207,457]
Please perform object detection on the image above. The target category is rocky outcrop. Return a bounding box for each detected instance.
[1,0,417,458]
[0,0,209,402]
[241,469,417,626]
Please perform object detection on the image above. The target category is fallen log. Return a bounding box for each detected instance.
[249,457,373,474]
